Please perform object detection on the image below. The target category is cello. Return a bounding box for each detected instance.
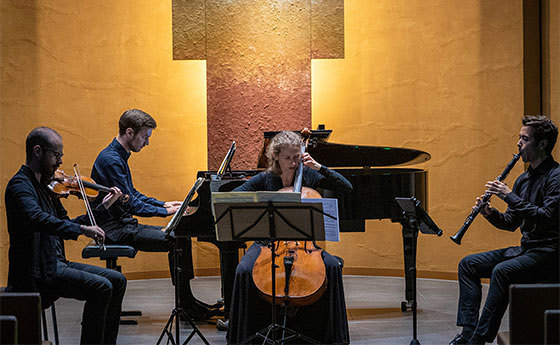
[251,129,327,307]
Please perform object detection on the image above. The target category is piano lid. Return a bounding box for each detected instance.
[257,127,431,168]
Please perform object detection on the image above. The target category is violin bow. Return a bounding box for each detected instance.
[73,164,106,251]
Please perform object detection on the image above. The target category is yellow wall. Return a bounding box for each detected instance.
[312,0,526,278]
[0,0,211,282]
[1,0,557,285]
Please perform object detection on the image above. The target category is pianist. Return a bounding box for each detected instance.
[227,130,353,344]
[90,109,220,320]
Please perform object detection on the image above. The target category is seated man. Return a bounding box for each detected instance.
[91,109,219,320]
[227,131,353,344]
[5,127,126,345]
[450,115,559,345]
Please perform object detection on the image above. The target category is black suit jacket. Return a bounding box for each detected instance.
[4,165,111,294]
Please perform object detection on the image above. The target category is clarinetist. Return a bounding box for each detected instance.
[450,115,559,345]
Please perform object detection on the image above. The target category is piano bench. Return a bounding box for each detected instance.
[82,241,137,272]
[81,241,142,324]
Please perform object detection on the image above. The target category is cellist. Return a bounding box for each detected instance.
[227,130,353,345]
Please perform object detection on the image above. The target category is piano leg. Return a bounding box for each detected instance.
[218,242,242,318]
[401,223,418,312]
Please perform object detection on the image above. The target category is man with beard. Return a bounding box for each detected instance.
[5,126,126,344]
[450,115,559,345]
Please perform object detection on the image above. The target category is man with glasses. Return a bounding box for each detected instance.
[5,126,126,344]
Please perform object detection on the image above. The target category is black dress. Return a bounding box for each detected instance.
[227,166,352,344]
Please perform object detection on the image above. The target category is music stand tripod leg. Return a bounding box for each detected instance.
[239,204,322,345]
[402,217,421,345]
[156,232,210,345]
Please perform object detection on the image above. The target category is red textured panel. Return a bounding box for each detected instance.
[172,0,345,169]
[206,0,311,169]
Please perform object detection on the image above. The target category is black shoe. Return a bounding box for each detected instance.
[216,318,229,331]
[467,334,485,345]
[182,301,222,322]
[449,334,469,345]
[195,298,224,310]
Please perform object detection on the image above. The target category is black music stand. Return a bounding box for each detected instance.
[214,199,334,344]
[395,197,442,345]
[156,179,209,345]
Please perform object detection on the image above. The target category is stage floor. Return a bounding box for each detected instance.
[46,275,507,344]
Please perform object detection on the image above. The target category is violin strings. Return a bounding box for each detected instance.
[74,164,105,250]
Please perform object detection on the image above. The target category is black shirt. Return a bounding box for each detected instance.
[5,165,111,291]
[233,165,353,193]
[486,156,559,252]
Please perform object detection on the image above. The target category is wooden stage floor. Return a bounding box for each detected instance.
[46,275,507,344]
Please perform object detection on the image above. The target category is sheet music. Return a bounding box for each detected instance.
[302,197,340,242]
[164,177,205,234]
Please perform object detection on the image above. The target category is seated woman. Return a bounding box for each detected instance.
[227,130,353,345]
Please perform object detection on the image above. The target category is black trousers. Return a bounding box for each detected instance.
[42,260,127,344]
[104,222,195,304]
[227,243,349,345]
[456,247,558,342]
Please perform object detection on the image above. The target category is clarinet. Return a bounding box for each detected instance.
[450,153,521,245]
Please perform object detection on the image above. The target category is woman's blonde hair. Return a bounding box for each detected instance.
[266,131,303,175]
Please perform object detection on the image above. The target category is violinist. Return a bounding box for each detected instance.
[90,109,220,320]
[4,127,126,345]
[227,130,353,344]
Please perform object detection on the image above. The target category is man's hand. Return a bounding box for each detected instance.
[81,225,105,243]
[164,201,182,215]
[164,201,182,208]
[484,180,512,200]
[101,187,123,209]
[475,195,495,217]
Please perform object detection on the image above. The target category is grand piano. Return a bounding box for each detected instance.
[174,126,432,314]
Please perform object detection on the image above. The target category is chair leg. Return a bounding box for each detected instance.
[51,303,59,345]
[103,257,142,324]
[42,308,49,341]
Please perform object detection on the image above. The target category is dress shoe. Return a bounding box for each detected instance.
[449,333,469,345]
[216,318,229,331]
[467,334,485,345]
[196,298,224,310]
[182,301,222,322]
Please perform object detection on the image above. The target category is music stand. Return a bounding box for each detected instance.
[214,197,335,344]
[395,197,442,345]
[213,141,236,181]
[156,178,209,345]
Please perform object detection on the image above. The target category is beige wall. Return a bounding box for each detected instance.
[1,0,557,285]
[312,0,526,278]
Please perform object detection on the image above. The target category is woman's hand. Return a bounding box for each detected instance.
[302,152,321,170]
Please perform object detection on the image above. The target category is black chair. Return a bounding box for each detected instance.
[0,292,43,345]
[544,309,560,345]
[0,315,18,344]
[81,241,142,324]
[497,283,560,345]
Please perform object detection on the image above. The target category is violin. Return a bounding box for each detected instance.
[252,128,327,306]
[48,169,129,203]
